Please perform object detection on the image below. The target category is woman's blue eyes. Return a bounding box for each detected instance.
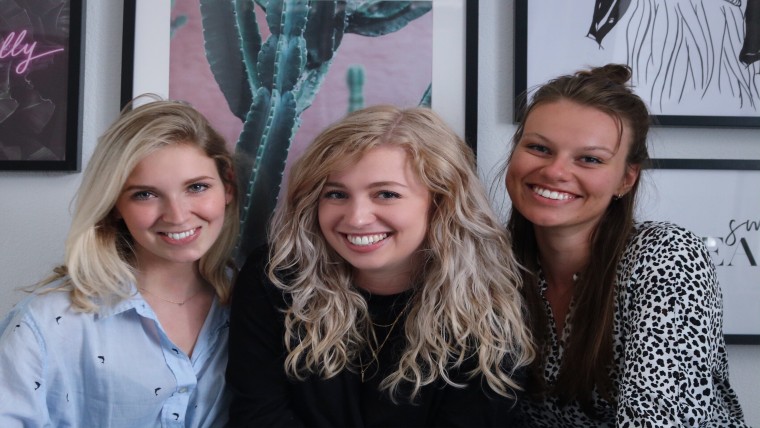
[580,156,603,164]
[129,183,209,200]
[322,190,401,199]
[188,183,210,193]
[525,144,604,164]
[323,191,347,199]
[131,191,154,200]
[526,144,549,153]
[377,191,401,199]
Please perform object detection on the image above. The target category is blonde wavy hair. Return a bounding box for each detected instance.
[39,96,239,312]
[268,105,534,400]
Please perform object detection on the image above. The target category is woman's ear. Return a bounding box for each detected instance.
[617,163,641,196]
[224,183,234,206]
[223,168,235,206]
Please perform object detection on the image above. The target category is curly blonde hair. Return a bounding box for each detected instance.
[268,105,534,400]
[39,96,239,312]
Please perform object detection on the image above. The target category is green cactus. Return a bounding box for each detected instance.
[346,65,365,112]
[199,0,432,264]
[170,0,188,37]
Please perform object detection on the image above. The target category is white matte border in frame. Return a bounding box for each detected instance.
[121,0,476,141]
[638,160,760,342]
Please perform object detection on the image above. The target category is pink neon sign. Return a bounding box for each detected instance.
[0,30,65,75]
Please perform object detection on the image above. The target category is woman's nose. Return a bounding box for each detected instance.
[345,199,376,227]
[161,196,190,224]
[541,157,570,181]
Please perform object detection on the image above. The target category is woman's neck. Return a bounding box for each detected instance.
[355,270,413,296]
[534,228,590,286]
[534,228,591,335]
[134,259,205,295]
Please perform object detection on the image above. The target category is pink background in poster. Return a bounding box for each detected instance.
[168,0,432,171]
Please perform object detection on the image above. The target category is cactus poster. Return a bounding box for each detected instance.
[169,0,435,263]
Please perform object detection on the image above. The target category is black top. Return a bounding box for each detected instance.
[226,246,522,427]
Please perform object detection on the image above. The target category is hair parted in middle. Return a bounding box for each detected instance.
[268,104,534,400]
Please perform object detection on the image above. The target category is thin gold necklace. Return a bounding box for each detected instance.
[360,298,411,382]
[139,286,202,306]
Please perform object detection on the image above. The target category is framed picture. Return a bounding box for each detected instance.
[514,0,760,128]
[0,0,85,171]
[639,159,760,343]
[121,0,478,263]
[122,0,477,144]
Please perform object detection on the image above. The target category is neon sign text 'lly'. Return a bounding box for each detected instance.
[0,30,65,74]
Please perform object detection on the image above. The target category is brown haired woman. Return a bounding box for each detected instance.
[505,64,747,426]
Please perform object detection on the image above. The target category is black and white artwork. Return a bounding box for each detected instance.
[515,0,760,127]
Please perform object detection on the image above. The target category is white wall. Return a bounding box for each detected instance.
[477,2,760,426]
[0,1,756,425]
[0,2,123,305]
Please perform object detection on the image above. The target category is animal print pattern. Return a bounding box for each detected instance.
[519,222,748,427]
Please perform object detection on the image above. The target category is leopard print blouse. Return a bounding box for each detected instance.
[519,221,748,427]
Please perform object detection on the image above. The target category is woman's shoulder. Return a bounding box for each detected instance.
[621,221,715,293]
[629,221,705,252]
[17,282,75,315]
[1,282,83,337]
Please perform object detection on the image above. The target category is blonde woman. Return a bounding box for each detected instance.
[0,98,238,427]
[227,105,534,427]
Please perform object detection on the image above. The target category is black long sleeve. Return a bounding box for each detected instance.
[226,245,522,427]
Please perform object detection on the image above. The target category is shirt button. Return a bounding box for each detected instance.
[178,387,188,393]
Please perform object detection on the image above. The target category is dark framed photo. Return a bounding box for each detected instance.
[642,159,760,343]
[0,0,85,171]
[121,0,478,262]
[514,0,760,127]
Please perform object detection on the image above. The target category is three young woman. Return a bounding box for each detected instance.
[226,105,534,427]
[0,66,748,427]
[0,99,238,427]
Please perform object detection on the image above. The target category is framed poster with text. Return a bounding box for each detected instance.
[0,0,84,171]
[641,160,760,343]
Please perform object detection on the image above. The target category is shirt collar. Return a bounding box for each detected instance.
[93,283,229,331]
[94,282,145,320]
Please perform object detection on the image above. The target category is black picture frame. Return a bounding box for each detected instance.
[644,159,760,344]
[514,0,760,128]
[464,0,478,152]
[120,0,478,152]
[0,0,85,171]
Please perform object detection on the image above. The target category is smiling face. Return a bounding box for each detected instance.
[318,145,431,294]
[506,99,639,239]
[114,143,232,270]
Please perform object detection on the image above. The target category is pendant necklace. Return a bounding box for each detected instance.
[139,286,202,306]
[359,298,411,382]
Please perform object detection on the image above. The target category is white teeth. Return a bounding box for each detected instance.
[165,229,196,240]
[347,233,388,246]
[533,186,572,201]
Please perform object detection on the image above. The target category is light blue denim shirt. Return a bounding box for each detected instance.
[0,282,230,427]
